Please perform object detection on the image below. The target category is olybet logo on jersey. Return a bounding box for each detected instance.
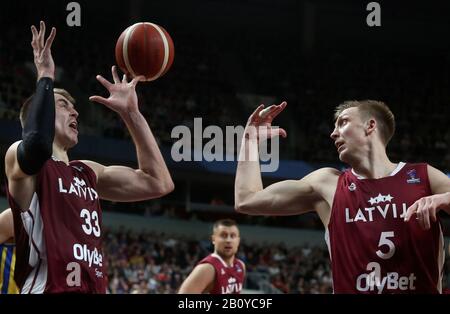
[356,262,416,293]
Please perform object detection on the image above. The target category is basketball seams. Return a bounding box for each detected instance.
[144,22,169,81]
[123,24,138,78]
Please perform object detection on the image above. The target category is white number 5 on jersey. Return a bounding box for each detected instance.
[376,231,395,259]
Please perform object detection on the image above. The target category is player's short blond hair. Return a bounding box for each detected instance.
[334,100,395,145]
[20,88,76,127]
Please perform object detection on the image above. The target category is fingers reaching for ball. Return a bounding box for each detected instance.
[112,66,121,84]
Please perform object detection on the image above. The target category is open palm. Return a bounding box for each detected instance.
[89,66,144,115]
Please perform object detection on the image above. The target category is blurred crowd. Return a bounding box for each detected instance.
[0,20,449,173]
[104,226,333,294]
[105,227,449,294]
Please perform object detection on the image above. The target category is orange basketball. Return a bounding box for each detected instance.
[115,22,175,81]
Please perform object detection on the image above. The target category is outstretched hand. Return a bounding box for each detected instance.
[89,66,145,116]
[31,21,56,81]
[245,102,288,141]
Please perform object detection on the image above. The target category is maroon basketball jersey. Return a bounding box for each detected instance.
[327,162,444,294]
[7,157,106,293]
[198,253,245,294]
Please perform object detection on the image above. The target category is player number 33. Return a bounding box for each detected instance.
[80,209,101,237]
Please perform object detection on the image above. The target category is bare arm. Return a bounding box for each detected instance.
[428,165,450,196]
[178,264,215,294]
[0,209,14,244]
[404,165,450,229]
[87,66,174,202]
[236,174,331,216]
[235,104,338,217]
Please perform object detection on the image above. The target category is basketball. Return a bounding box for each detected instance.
[115,22,175,81]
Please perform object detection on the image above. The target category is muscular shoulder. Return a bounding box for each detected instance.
[304,167,341,185]
[314,167,342,177]
[79,160,104,179]
[179,263,215,293]
[196,262,216,273]
[5,141,21,177]
[303,167,341,206]
[6,141,21,155]
[195,263,216,291]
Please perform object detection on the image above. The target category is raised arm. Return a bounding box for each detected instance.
[87,66,174,202]
[5,21,56,210]
[178,264,215,294]
[234,104,339,217]
[404,165,450,229]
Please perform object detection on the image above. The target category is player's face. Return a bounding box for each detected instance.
[212,225,240,259]
[330,107,368,163]
[54,94,79,149]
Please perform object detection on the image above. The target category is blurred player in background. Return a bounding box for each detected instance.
[178,219,246,294]
[0,208,18,294]
[235,101,450,293]
[4,21,174,293]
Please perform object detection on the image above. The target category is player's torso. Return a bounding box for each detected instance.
[327,162,444,294]
[200,254,245,294]
[23,158,106,293]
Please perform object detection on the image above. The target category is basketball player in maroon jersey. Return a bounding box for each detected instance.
[4,21,174,293]
[235,101,450,293]
[178,219,246,294]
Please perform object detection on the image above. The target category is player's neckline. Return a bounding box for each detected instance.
[351,162,405,180]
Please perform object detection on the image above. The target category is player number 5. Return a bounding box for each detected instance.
[376,231,395,259]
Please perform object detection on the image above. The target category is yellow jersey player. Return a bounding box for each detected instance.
[0,208,18,294]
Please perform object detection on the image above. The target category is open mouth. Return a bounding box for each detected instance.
[335,141,344,151]
[69,121,78,132]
